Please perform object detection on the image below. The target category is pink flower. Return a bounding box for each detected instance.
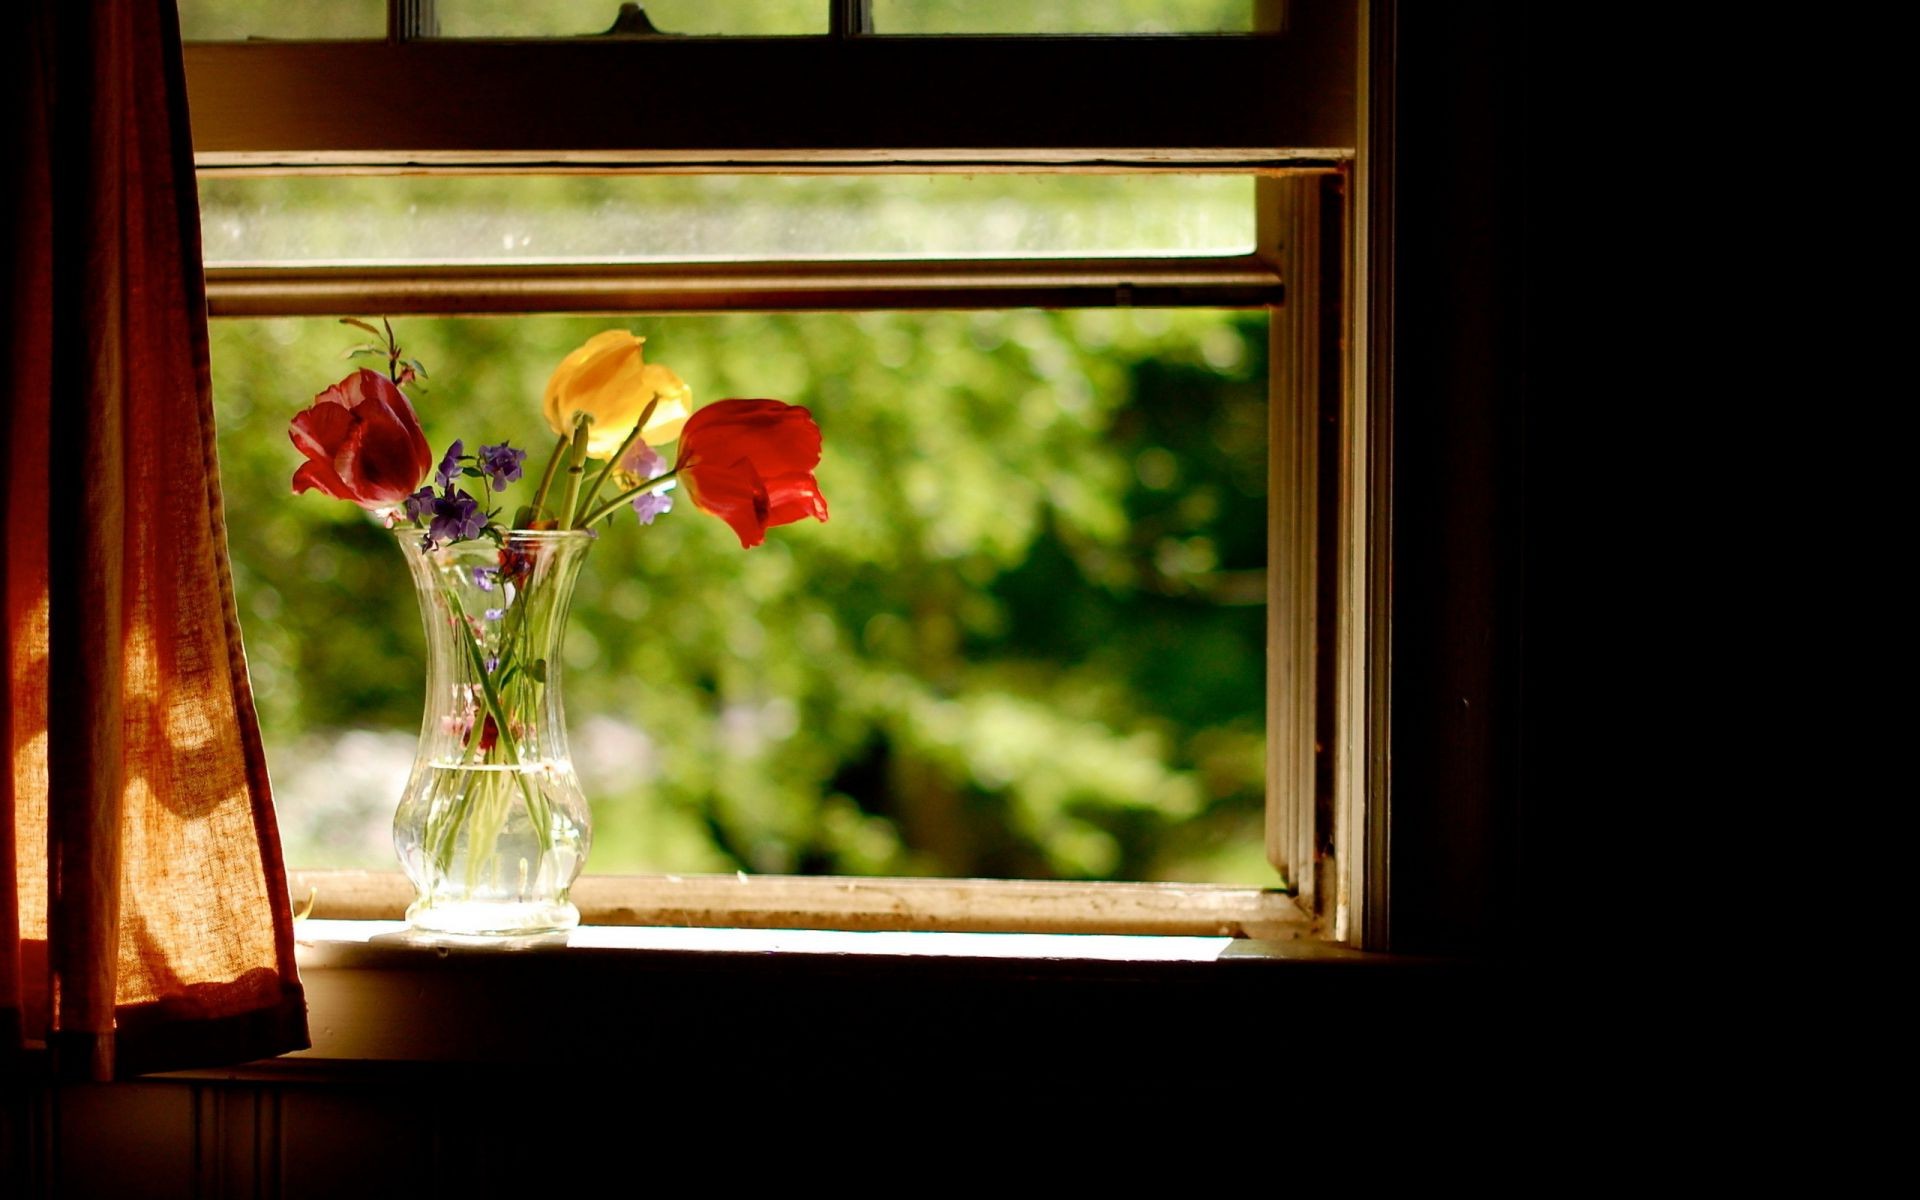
[290,368,434,508]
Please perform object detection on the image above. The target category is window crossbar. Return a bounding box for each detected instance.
[205,256,1284,317]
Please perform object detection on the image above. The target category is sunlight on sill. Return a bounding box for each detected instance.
[286,869,1312,938]
[294,917,1237,963]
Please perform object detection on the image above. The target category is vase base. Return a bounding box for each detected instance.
[405,896,580,937]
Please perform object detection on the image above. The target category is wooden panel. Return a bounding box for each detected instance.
[286,869,1312,938]
[54,1083,195,1198]
[194,1085,281,1199]
[279,1090,427,1198]
[184,9,1357,165]
[0,1078,50,1198]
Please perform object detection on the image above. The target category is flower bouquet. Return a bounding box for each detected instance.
[290,320,827,935]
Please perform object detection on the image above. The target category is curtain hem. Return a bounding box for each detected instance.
[111,982,310,1079]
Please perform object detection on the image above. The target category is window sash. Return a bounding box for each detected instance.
[185,19,1358,939]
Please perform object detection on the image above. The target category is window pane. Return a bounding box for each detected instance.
[198,175,1256,265]
[213,312,1270,885]
[871,1,1266,34]
[179,0,385,41]
[434,1,827,37]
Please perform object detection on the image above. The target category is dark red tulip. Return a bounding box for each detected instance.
[290,368,434,508]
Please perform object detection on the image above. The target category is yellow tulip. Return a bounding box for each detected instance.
[541,330,692,457]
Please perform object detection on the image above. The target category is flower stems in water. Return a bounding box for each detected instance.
[444,584,554,859]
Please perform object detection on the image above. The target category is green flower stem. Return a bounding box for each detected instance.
[445,586,554,857]
[432,772,475,875]
[580,468,679,531]
[570,396,660,529]
[428,669,502,877]
[523,432,571,527]
[556,415,593,536]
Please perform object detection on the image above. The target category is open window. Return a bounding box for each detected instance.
[183,0,1371,944]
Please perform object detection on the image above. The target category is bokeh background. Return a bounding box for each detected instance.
[211,309,1272,884]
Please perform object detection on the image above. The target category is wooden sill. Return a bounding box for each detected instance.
[162,874,1443,1078]
[210,916,1411,1076]
[287,868,1316,940]
[153,908,1482,1081]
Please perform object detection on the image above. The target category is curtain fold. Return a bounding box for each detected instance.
[2,0,308,1080]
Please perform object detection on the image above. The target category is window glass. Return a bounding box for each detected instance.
[198,175,1257,265]
[213,311,1271,885]
[434,0,826,36]
[178,0,385,40]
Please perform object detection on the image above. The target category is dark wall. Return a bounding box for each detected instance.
[1382,1,1549,957]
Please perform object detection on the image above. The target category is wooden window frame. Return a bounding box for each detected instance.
[186,1,1388,946]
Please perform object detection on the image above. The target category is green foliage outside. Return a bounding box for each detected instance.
[211,309,1272,884]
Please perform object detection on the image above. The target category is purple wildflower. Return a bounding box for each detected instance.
[478,442,527,493]
[622,443,668,480]
[471,565,499,591]
[435,440,464,489]
[482,655,500,674]
[403,486,436,523]
[620,443,675,526]
[483,607,505,622]
[631,490,674,525]
[427,491,484,544]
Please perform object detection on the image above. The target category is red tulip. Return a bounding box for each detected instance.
[290,368,435,508]
[674,399,828,549]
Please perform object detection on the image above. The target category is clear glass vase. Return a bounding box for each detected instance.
[391,529,594,935]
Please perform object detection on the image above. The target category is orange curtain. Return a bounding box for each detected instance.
[1,0,307,1079]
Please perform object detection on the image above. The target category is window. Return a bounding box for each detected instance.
[184,0,1368,942]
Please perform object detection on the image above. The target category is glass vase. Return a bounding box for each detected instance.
[391,529,594,935]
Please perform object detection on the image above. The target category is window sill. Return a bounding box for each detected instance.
[147,914,1481,1082]
[143,877,1477,1083]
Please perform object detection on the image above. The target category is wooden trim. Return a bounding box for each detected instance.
[1334,0,1392,949]
[1261,176,1318,901]
[1359,0,1395,955]
[203,256,1283,316]
[391,0,436,41]
[194,151,1351,172]
[830,0,873,38]
[285,870,1314,939]
[183,14,1356,165]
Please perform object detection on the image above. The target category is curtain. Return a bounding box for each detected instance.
[1,1,308,1079]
